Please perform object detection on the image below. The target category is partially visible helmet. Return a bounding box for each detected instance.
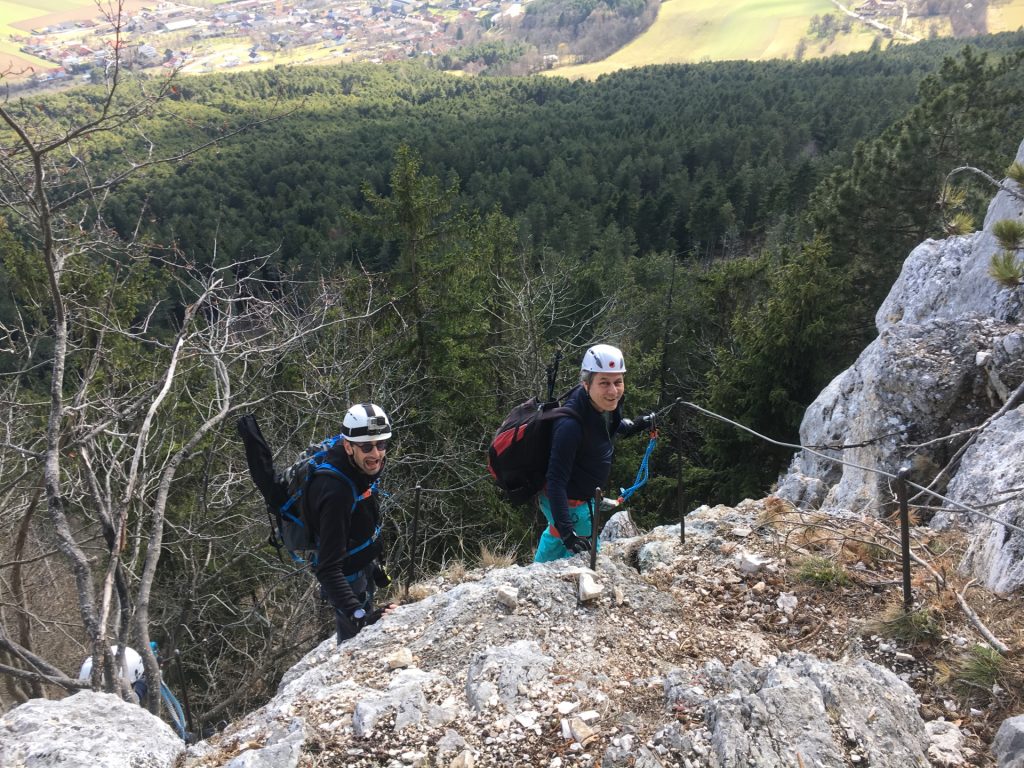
[342,403,392,443]
[581,344,626,374]
[123,646,144,682]
[78,645,144,683]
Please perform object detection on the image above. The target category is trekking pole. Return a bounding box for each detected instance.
[407,483,422,594]
[591,487,602,570]
[173,649,194,740]
[546,349,562,401]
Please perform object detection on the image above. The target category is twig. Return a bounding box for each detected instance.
[909,556,1010,654]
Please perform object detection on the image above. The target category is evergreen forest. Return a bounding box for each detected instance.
[1,29,1023,731]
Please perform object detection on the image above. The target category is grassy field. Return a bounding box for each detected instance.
[989,0,1024,29]
[550,0,876,78]
[549,0,1024,79]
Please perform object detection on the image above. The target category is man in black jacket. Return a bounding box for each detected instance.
[305,403,396,643]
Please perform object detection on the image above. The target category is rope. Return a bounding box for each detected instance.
[618,432,657,503]
[160,680,188,741]
[673,399,1024,536]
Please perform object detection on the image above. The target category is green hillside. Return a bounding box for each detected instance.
[549,0,1024,77]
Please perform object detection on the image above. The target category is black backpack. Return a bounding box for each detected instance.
[237,415,376,563]
[487,392,581,505]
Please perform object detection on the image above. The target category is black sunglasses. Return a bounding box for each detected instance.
[353,440,388,454]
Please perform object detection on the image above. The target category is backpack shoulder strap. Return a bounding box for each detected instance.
[553,385,584,421]
[311,462,381,562]
[310,462,364,514]
[543,403,582,426]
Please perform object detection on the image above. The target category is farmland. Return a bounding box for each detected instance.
[561,0,868,74]
[549,0,1024,78]
[0,0,151,73]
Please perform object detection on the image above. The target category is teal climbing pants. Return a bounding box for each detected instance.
[533,494,598,563]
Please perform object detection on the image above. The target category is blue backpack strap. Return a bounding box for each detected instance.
[312,463,380,560]
[312,462,358,513]
[347,524,382,558]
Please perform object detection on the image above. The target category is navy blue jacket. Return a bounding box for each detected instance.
[305,445,382,614]
[545,385,626,535]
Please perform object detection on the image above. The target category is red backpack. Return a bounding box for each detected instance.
[487,393,581,506]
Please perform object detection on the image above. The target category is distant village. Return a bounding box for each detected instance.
[10,0,532,87]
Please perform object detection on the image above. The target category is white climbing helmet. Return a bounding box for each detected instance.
[341,403,392,443]
[581,344,626,374]
[78,645,144,684]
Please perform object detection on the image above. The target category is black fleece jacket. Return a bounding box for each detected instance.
[545,385,625,535]
[305,444,383,615]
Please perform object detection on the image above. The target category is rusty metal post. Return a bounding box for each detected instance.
[591,487,602,570]
[174,649,194,739]
[676,405,686,545]
[896,468,913,612]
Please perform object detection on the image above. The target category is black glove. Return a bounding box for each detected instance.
[562,531,592,555]
[620,413,656,438]
[336,606,387,641]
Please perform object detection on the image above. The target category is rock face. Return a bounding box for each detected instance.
[703,653,928,768]
[0,690,183,768]
[778,136,1024,593]
[169,502,958,768]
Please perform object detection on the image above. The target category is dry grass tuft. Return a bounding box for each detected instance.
[479,544,516,569]
[440,559,468,584]
[757,495,794,529]
[936,644,1018,707]
[865,604,944,647]
[404,581,436,602]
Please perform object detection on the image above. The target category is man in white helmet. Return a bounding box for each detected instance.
[535,344,654,562]
[305,403,397,643]
[78,645,147,704]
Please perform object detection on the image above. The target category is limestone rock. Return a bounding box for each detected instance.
[737,551,770,575]
[465,641,552,712]
[945,407,1024,593]
[704,652,928,768]
[0,691,183,768]
[925,718,965,767]
[224,718,306,768]
[578,571,604,602]
[353,669,442,736]
[778,136,1024,593]
[636,539,677,572]
[600,510,640,541]
[495,585,519,609]
[994,715,1024,768]
[387,647,415,670]
[567,716,597,745]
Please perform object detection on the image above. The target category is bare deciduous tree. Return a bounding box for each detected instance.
[0,5,401,724]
